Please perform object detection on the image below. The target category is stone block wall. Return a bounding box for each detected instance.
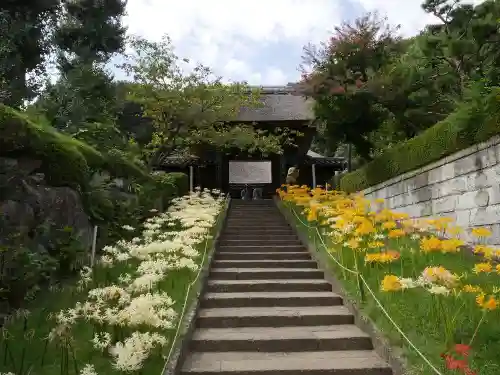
[361,136,500,246]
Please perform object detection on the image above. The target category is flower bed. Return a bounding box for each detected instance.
[278,185,500,375]
[0,189,226,375]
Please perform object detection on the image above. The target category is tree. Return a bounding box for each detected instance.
[369,36,457,139]
[300,12,402,160]
[35,63,117,131]
[36,0,127,130]
[421,0,500,94]
[0,0,60,107]
[120,35,292,166]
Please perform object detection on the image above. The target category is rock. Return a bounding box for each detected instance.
[0,156,92,250]
[0,200,35,241]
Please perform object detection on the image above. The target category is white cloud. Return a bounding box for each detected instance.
[122,0,486,85]
[357,0,485,36]
[264,67,288,85]
[123,0,342,84]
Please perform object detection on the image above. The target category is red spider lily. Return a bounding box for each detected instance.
[440,344,476,375]
[454,344,471,357]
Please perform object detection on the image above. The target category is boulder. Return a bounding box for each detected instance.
[0,157,92,249]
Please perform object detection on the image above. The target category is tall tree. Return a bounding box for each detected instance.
[120,35,291,166]
[421,0,500,94]
[300,12,402,160]
[369,36,457,139]
[37,0,127,130]
[0,0,59,107]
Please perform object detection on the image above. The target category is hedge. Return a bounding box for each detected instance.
[0,104,149,188]
[340,85,500,193]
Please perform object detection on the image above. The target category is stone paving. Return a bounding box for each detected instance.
[180,200,392,375]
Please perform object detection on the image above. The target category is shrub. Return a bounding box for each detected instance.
[0,104,149,189]
[340,84,500,193]
[166,171,189,196]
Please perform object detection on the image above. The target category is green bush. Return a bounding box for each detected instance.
[148,171,189,207]
[0,104,149,188]
[166,172,189,196]
[340,84,500,193]
[0,104,90,187]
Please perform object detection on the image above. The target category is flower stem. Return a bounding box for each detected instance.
[469,312,486,347]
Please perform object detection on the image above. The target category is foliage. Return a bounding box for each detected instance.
[120,35,292,163]
[35,65,119,131]
[300,12,402,160]
[369,36,458,139]
[0,226,85,311]
[53,0,127,64]
[302,1,500,164]
[0,104,148,188]
[279,185,500,375]
[0,191,225,375]
[31,0,127,133]
[0,0,59,107]
[339,83,500,193]
[421,0,500,93]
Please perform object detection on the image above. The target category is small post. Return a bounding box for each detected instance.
[189,165,194,192]
[90,225,98,267]
[353,253,366,302]
[312,163,317,188]
[347,143,352,172]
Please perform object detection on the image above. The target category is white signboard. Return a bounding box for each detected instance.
[229,161,272,184]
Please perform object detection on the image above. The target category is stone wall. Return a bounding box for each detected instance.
[362,136,500,246]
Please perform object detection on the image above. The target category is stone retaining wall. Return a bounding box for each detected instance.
[362,136,500,246]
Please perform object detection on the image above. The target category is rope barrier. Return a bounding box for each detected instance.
[287,202,444,375]
[160,196,229,375]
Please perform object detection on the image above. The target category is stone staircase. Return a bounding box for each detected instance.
[180,200,392,375]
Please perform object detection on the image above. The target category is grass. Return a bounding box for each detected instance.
[279,199,500,375]
[0,205,227,375]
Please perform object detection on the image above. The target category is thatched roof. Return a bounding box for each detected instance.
[235,85,315,122]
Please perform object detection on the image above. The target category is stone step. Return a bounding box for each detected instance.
[228,214,278,217]
[226,221,286,225]
[210,268,324,280]
[219,240,302,247]
[217,245,306,253]
[225,222,289,228]
[223,229,292,235]
[215,252,311,261]
[213,259,317,268]
[181,350,392,375]
[190,325,373,352]
[201,292,342,308]
[196,306,354,328]
[225,224,290,229]
[220,234,297,241]
[227,214,284,218]
[207,279,332,293]
[224,228,293,233]
[230,203,275,206]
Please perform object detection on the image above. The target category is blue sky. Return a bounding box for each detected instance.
[116,0,482,85]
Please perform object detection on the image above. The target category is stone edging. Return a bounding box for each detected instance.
[274,197,408,375]
[163,198,231,375]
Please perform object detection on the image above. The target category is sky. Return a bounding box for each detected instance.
[117,0,482,85]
